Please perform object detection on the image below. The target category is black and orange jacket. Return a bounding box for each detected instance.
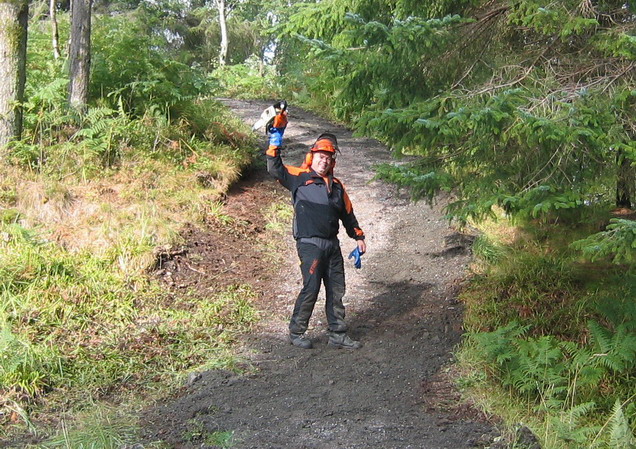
[266,146,365,242]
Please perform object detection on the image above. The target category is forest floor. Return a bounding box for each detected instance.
[140,100,501,448]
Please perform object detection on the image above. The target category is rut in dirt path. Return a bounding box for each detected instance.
[141,100,498,449]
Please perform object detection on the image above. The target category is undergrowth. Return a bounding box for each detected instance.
[0,7,277,449]
[0,108,259,446]
[0,89,259,448]
[211,56,285,100]
[457,214,636,448]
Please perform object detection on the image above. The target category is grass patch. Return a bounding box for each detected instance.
[0,100,262,446]
[35,403,162,449]
[0,218,259,445]
[183,418,236,448]
[263,201,293,234]
[207,430,236,448]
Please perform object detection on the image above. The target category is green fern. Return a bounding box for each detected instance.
[608,399,636,449]
[565,343,605,391]
[472,321,531,364]
[549,401,600,447]
[591,399,636,449]
[588,321,636,373]
[471,323,573,400]
[509,336,568,398]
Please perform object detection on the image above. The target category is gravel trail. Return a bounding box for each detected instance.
[141,100,498,449]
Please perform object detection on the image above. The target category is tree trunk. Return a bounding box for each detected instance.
[217,0,228,66]
[616,149,635,209]
[50,0,61,59]
[0,0,28,147]
[69,0,92,112]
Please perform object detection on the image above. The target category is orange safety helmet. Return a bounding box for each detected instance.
[302,133,340,170]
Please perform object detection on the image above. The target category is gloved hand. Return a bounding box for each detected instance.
[268,126,285,146]
[348,247,364,269]
[268,112,288,147]
[272,110,288,128]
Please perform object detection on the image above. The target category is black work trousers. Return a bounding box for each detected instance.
[289,240,347,334]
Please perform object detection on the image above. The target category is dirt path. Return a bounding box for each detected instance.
[141,100,498,448]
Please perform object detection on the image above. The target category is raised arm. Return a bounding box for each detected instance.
[265,110,308,191]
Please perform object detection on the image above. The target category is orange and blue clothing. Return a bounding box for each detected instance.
[266,121,365,335]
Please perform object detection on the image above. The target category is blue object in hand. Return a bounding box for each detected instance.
[348,247,364,269]
[268,126,285,146]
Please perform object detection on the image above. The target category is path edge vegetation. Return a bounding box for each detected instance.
[0,101,273,447]
[0,10,290,449]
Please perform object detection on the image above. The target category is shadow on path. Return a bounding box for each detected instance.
[142,278,495,449]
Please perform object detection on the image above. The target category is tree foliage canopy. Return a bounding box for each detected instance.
[276,0,636,233]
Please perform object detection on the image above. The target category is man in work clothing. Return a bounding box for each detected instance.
[265,109,367,350]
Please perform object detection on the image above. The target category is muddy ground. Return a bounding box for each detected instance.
[141,100,501,448]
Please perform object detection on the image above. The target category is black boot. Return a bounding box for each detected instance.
[327,332,362,349]
[289,333,313,349]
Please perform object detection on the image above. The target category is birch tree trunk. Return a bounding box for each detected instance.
[0,0,28,147]
[69,0,92,112]
[217,0,228,66]
[50,0,60,59]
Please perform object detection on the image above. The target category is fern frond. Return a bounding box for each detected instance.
[608,400,636,449]
[589,321,636,372]
[593,399,636,449]
[550,401,600,446]
[589,320,614,354]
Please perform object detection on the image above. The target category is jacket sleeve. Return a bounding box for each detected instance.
[266,145,290,190]
[340,187,365,241]
[266,143,307,191]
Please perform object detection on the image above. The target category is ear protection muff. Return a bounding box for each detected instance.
[303,152,313,168]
